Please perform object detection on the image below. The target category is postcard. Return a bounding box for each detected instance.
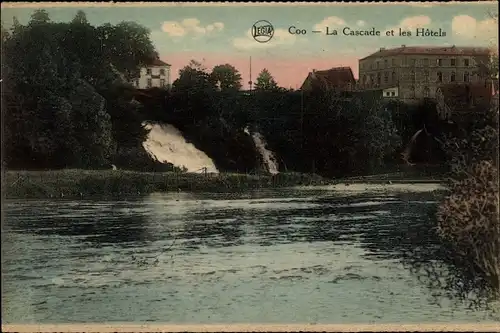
[1,1,499,332]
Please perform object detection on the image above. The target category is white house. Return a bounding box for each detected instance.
[382,86,399,98]
[134,59,171,89]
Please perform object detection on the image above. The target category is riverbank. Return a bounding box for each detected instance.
[2,170,330,199]
[2,169,446,199]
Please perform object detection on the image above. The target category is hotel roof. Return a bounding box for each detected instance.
[301,67,355,90]
[360,45,491,61]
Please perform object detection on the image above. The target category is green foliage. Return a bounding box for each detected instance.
[3,10,157,170]
[254,68,279,91]
[250,90,401,176]
[210,64,243,91]
[4,170,332,199]
[436,49,500,296]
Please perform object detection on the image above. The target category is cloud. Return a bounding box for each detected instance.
[451,15,498,43]
[385,15,431,33]
[160,18,224,37]
[398,15,432,30]
[161,21,186,37]
[313,16,346,31]
[356,20,366,27]
[232,28,296,50]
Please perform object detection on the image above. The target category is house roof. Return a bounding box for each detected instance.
[301,67,355,90]
[149,58,171,67]
[437,82,494,111]
[360,46,491,61]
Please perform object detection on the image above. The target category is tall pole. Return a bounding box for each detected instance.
[248,56,253,91]
[301,89,304,149]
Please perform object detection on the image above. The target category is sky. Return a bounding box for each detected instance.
[2,2,498,89]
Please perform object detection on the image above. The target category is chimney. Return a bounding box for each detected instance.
[380,47,385,51]
[312,69,316,73]
[401,44,406,48]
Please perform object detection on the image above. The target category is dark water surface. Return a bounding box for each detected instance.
[2,184,499,323]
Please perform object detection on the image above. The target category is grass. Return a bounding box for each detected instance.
[2,169,334,199]
[2,168,446,199]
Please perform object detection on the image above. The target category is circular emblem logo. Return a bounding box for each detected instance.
[251,20,274,43]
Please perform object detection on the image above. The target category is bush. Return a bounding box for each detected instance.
[436,99,499,297]
[436,161,500,296]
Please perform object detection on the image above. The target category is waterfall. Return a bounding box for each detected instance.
[245,127,279,175]
[142,122,218,173]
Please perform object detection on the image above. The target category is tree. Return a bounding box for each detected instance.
[436,10,499,296]
[210,64,242,92]
[72,10,89,25]
[69,80,115,167]
[254,68,279,91]
[29,9,51,25]
[2,9,157,169]
[172,60,215,93]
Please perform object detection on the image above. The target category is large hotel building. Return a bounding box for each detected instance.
[358,45,491,101]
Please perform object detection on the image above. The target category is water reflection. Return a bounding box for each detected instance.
[2,185,499,323]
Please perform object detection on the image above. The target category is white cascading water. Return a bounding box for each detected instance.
[142,122,218,173]
[245,127,279,175]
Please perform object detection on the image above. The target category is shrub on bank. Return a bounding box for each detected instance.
[436,99,500,296]
[436,161,500,296]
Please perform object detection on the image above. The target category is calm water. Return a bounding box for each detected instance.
[2,183,499,323]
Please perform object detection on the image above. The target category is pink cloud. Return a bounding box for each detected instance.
[163,52,360,90]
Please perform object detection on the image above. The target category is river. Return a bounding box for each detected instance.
[2,183,499,324]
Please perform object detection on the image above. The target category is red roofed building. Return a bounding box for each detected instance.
[300,67,356,92]
[133,58,172,89]
[358,45,491,101]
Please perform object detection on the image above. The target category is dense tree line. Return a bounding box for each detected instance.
[143,60,451,177]
[2,9,454,177]
[2,10,164,170]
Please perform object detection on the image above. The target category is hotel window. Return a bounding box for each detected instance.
[146,68,152,75]
[423,86,430,98]
[464,71,469,82]
[392,71,396,83]
[384,59,388,68]
[392,58,396,66]
[437,71,443,82]
[451,72,456,82]
[437,59,443,66]
[377,61,380,69]
[135,80,139,87]
[391,91,396,96]
[410,58,416,67]
[384,72,389,83]
[147,78,152,88]
[410,70,416,82]
[377,73,381,85]
[160,79,166,87]
[451,58,456,66]
[424,70,430,81]
[423,58,429,66]
[410,85,416,98]
[464,59,470,67]
[160,69,166,76]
